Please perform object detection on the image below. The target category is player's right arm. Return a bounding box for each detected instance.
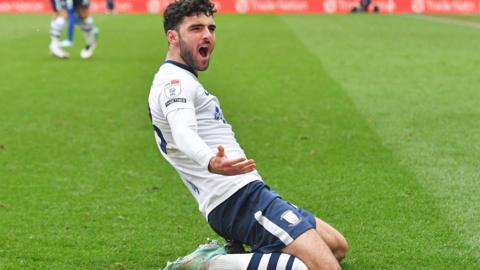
[167,108,255,176]
[208,145,256,176]
[167,107,215,168]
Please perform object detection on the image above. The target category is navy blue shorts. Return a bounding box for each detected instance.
[208,181,316,253]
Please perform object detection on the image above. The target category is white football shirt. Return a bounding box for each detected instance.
[148,61,262,218]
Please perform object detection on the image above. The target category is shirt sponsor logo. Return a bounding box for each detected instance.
[187,180,200,194]
[164,79,182,98]
[214,106,227,124]
[165,98,187,107]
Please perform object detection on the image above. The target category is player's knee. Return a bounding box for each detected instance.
[77,8,90,20]
[78,13,87,21]
[79,16,93,25]
[335,236,348,261]
[58,9,68,18]
[54,15,66,25]
[321,232,348,261]
[51,15,66,31]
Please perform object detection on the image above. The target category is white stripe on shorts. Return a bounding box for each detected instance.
[254,211,294,245]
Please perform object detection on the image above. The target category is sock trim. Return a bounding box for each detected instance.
[247,252,263,270]
[286,256,295,270]
[267,253,281,270]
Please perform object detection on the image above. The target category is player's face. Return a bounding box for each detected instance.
[177,14,216,71]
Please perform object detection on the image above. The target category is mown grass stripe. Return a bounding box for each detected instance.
[279,14,479,268]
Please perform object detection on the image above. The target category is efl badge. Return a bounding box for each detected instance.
[164,80,181,98]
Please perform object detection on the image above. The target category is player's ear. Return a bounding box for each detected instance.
[167,30,179,45]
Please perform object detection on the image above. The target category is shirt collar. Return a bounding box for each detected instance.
[163,60,198,77]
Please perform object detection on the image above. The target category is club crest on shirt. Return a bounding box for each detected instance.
[164,79,181,98]
[281,210,301,227]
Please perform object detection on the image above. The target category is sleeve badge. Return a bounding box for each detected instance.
[164,79,182,98]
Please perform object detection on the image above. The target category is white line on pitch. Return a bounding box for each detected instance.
[409,14,480,30]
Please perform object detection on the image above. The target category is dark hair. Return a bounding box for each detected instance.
[163,0,217,33]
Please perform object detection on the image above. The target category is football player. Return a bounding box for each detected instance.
[148,1,348,270]
[49,0,98,59]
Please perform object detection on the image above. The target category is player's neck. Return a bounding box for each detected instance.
[165,51,197,76]
[166,50,187,67]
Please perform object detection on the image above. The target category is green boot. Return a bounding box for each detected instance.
[162,240,227,270]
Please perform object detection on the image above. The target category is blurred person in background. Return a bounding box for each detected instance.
[351,0,379,13]
[59,4,78,48]
[360,0,371,12]
[106,0,115,14]
[49,0,99,59]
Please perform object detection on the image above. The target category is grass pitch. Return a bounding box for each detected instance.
[0,13,479,269]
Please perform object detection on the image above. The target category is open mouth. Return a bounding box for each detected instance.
[199,46,209,58]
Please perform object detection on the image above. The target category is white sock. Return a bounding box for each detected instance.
[208,253,307,270]
[50,16,66,40]
[79,16,96,46]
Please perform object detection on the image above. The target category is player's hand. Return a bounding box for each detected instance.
[208,145,256,176]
